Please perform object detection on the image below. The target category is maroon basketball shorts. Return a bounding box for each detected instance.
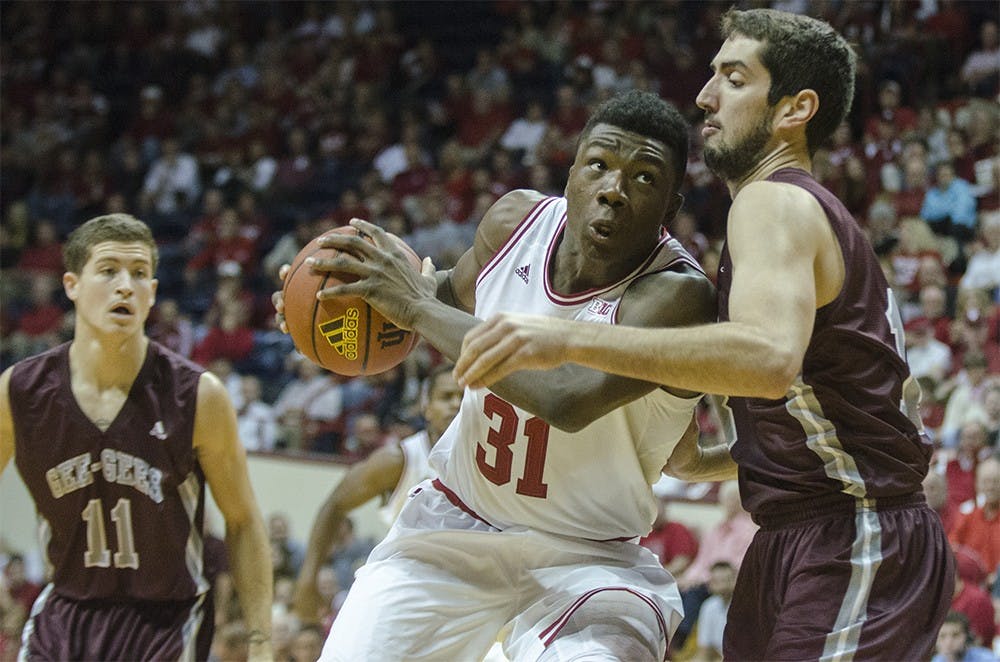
[724,494,954,661]
[23,587,208,661]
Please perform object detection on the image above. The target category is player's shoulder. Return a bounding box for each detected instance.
[477,189,555,255]
[734,179,822,216]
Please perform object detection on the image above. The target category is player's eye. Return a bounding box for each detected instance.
[636,172,654,185]
[589,160,607,171]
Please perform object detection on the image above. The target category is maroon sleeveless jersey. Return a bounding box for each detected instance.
[9,341,212,602]
[717,169,930,517]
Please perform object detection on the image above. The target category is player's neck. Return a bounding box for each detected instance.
[69,331,149,391]
[727,143,811,198]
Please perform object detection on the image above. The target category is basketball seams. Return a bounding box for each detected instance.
[283,241,328,365]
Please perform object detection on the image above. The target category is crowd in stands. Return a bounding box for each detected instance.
[1,0,998,659]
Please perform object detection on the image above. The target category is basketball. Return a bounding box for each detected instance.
[282,226,422,376]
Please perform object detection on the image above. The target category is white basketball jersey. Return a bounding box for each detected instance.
[429,196,703,540]
[378,430,433,527]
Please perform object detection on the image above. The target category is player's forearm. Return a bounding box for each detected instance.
[412,298,611,430]
[566,321,798,399]
[226,517,273,656]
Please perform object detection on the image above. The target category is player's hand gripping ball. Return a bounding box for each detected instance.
[282,226,422,376]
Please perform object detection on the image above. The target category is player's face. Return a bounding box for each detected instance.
[65,241,157,338]
[424,371,463,440]
[564,123,678,265]
[696,36,778,182]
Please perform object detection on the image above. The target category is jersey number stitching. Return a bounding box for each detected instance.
[476,393,550,498]
[81,497,139,569]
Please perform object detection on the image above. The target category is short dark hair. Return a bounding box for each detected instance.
[63,213,158,274]
[721,8,856,155]
[942,611,971,635]
[580,90,689,192]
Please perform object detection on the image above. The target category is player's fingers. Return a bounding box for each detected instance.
[278,263,290,281]
[459,336,524,389]
[316,280,369,300]
[316,231,379,260]
[305,254,374,277]
[456,320,519,387]
[348,217,383,241]
[271,289,285,312]
[420,256,435,278]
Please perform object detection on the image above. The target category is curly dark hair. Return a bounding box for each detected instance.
[580,90,689,191]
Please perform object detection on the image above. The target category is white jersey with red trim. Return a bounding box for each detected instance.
[429,196,703,540]
[377,430,433,528]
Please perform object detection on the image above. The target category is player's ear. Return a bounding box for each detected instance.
[63,271,79,302]
[776,89,818,131]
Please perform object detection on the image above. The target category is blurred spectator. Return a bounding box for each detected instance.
[959,212,1000,294]
[693,561,737,662]
[890,217,946,298]
[909,283,954,345]
[639,498,699,580]
[192,300,255,368]
[272,357,343,452]
[147,297,195,358]
[328,518,375,595]
[960,21,1000,98]
[948,546,997,648]
[139,137,201,222]
[185,210,258,295]
[923,161,979,244]
[865,79,919,140]
[289,623,325,662]
[944,421,993,509]
[15,219,62,277]
[500,100,550,166]
[924,470,959,535]
[906,317,953,381]
[268,512,305,579]
[932,611,998,662]
[674,481,757,651]
[338,412,386,461]
[950,457,1000,585]
[236,375,279,452]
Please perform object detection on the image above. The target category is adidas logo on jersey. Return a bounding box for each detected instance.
[149,421,167,440]
[515,264,530,284]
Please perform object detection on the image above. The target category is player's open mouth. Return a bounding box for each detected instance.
[590,222,614,240]
[110,304,134,316]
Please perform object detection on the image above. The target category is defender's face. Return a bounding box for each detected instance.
[696,36,777,181]
[564,123,677,261]
[65,241,157,338]
[424,372,463,440]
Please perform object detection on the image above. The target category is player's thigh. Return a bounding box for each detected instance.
[506,545,681,661]
[319,555,506,662]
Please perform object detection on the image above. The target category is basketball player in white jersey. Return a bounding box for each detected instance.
[274,90,736,660]
[290,364,462,624]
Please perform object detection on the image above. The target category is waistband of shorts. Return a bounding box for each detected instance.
[751,491,927,529]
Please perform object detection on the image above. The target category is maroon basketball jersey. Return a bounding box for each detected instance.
[717,168,931,517]
[9,341,211,601]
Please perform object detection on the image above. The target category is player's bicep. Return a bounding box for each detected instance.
[726,185,820,363]
[0,368,14,473]
[193,373,257,527]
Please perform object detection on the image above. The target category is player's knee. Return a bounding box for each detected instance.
[536,596,662,662]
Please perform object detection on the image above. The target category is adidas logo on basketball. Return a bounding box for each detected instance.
[515,264,530,284]
[318,308,360,360]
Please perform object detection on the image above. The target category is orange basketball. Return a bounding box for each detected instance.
[282,226,422,376]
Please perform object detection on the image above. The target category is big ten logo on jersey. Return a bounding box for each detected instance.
[45,449,165,503]
[586,297,616,319]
